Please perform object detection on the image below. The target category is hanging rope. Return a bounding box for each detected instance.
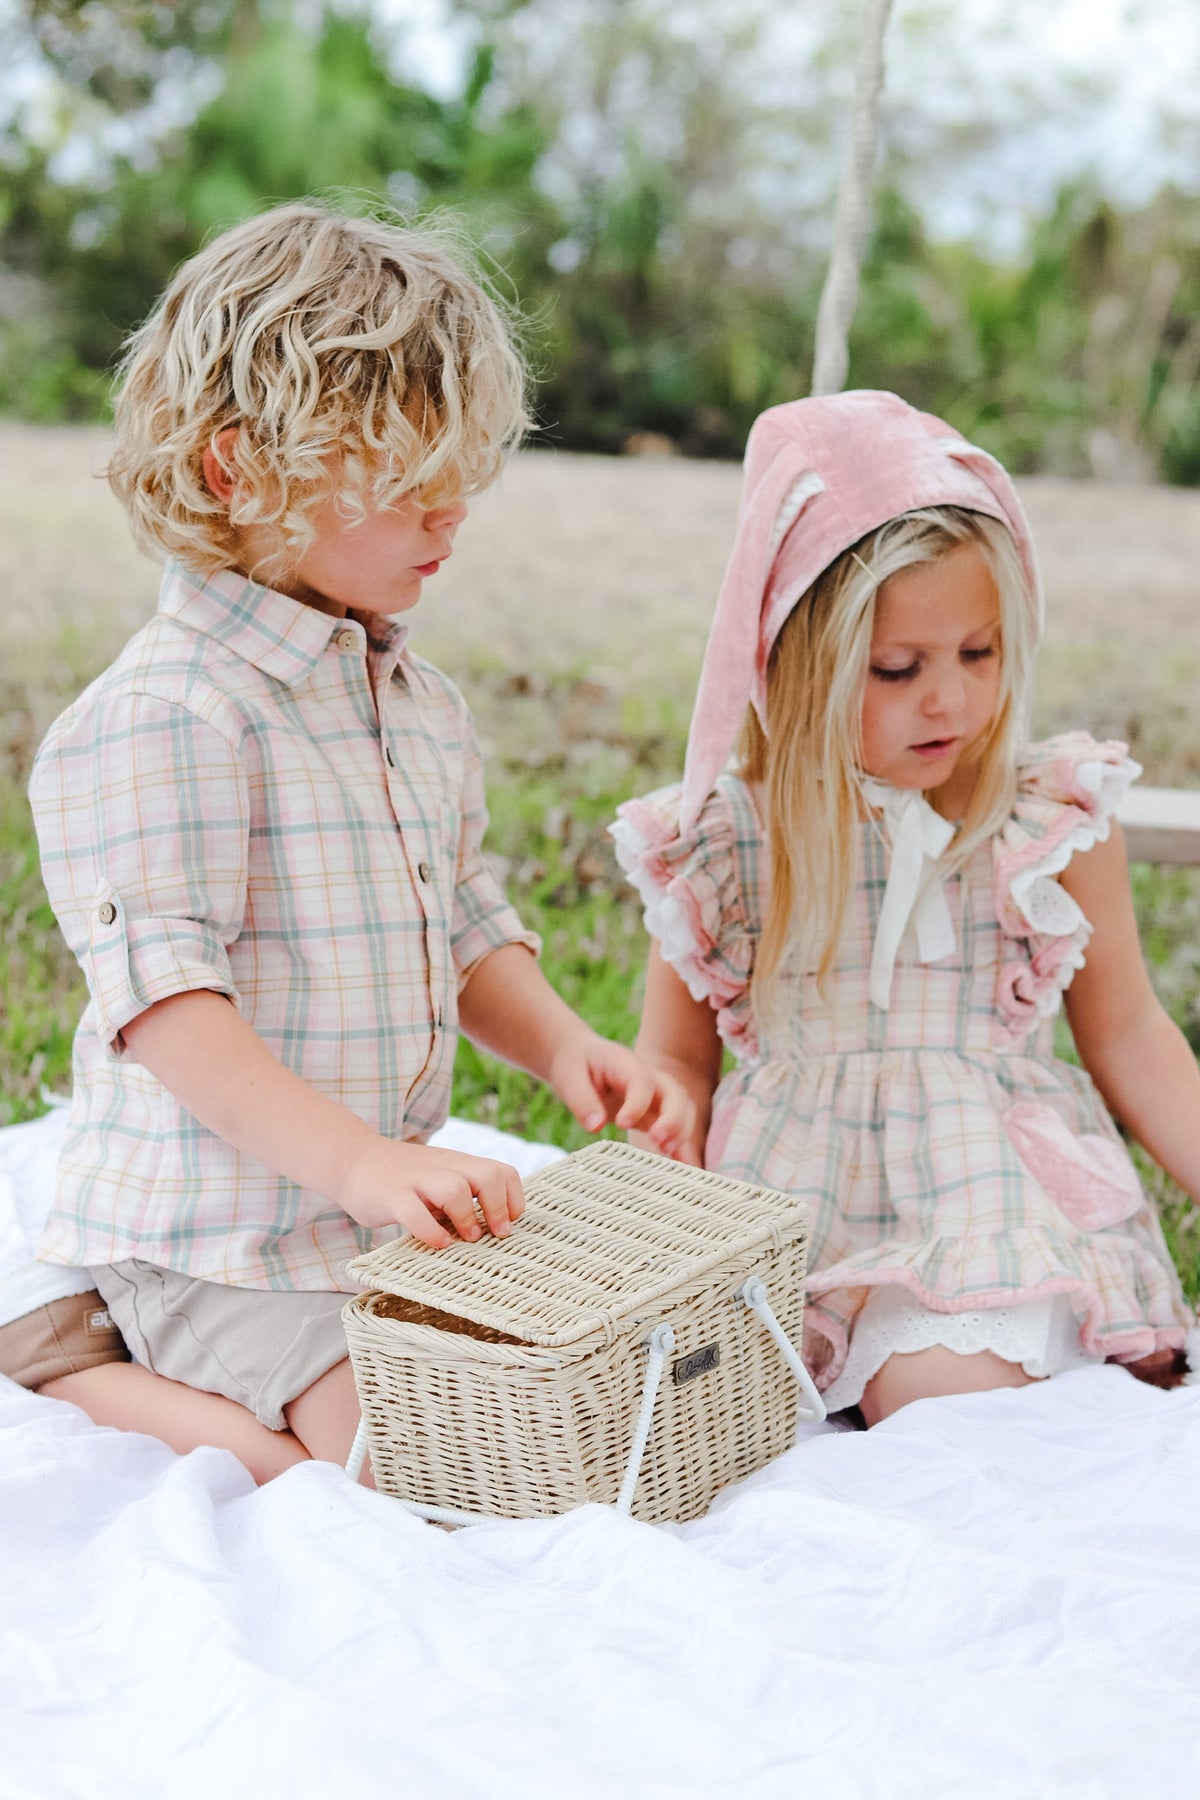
[810,0,896,397]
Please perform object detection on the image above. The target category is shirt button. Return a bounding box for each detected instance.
[335,628,357,651]
[97,900,117,925]
[418,861,432,883]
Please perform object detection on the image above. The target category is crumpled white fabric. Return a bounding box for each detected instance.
[862,779,958,1011]
[5,1366,1200,1797]
[6,1110,1200,1797]
[0,1100,93,1326]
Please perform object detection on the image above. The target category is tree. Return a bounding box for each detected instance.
[0,2,553,413]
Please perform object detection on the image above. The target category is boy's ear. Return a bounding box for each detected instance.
[202,426,241,504]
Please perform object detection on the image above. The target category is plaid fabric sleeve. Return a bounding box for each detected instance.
[449,708,540,986]
[30,692,250,1058]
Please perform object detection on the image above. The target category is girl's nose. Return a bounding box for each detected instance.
[922,664,966,719]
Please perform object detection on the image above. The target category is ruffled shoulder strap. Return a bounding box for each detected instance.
[997,733,1140,933]
[610,777,762,1052]
[992,734,1140,1035]
[1014,732,1140,819]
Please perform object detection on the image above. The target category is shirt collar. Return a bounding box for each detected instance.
[158,561,409,684]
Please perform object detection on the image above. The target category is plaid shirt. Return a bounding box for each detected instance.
[31,563,538,1290]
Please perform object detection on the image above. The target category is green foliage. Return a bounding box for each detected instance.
[0,4,554,410]
[0,326,110,422]
[840,182,1200,483]
[0,2,1198,469]
[1160,393,1200,486]
[0,789,85,1126]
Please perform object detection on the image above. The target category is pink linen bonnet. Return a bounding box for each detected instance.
[678,389,1042,831]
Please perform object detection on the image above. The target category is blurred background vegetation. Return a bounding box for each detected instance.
[2,0,1198,1287]
[1,0,1199,481]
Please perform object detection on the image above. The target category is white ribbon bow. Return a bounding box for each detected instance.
[861,780,958,1011]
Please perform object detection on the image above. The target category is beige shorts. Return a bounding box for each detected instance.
[0,1291,130,1389]
[91,1260,352,1430]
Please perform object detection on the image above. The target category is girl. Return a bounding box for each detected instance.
[613,390,1198,1424]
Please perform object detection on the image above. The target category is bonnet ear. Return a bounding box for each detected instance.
[678,457,825,833]
[940,438,1044,633]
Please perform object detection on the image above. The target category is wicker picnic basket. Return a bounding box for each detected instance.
[342,1139,823,1525]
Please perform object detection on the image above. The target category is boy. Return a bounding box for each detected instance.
[26,202,691,1474]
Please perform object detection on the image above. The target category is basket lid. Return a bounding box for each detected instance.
[344,1138,805,1348]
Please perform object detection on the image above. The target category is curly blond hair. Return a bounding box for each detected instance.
[107,201,530,575]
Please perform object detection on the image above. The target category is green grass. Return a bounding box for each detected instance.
[4,643,1200,1303]
[448,674,685,1150]
[0,789,86,1124]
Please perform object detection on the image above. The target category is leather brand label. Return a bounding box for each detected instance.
[673,1342,720,1385]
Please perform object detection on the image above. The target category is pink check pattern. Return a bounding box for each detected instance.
[31,563,538,1290]
[612,738,1193,1390]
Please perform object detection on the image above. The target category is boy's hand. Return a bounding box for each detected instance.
[336,1138,525,1250]
[547,1030,704,1165]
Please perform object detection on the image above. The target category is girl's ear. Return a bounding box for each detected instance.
[202,426,241,504]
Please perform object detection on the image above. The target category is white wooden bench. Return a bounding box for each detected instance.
[1119,787,1200,866]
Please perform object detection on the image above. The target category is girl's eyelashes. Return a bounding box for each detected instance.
[869,643,997,683]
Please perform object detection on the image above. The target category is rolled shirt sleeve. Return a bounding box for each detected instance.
[449,711,540,986]
[30,691,249,1058]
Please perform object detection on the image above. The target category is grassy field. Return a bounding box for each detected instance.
[3,425,1198,1296]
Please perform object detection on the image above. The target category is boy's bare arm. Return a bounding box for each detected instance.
[121,991,524,1247]
[457,943,702,1162]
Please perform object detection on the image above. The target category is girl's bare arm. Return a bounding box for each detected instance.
[456,942,700,1161]
[1060,823,1200,1201]
[628,941,723,1165]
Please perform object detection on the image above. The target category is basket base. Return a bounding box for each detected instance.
[345,1284,825,1524]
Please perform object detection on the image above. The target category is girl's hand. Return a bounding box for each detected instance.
[629,1106,709,1169]
[336,1138,525,1249]
[547,1030,705,1165]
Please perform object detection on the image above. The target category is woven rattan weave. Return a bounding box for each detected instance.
[343,1139,813,1524]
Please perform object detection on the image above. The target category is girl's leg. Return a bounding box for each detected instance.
[40,1363,311,1484]
[860,1346,1036,1426]
[283,1355,373,1485]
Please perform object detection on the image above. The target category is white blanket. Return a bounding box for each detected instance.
[5,1118,1200,1796]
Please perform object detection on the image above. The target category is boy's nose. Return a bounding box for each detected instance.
[425,498,468,531]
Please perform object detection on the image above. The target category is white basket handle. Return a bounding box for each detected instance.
[344,1280,825,1515]
[614,1322,676,1515]
[345,1417,370,1484]
[615,1280,826,1514]
[737,1278,827,1423]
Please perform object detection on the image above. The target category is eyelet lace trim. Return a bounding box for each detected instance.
[822,1281,1098,1412]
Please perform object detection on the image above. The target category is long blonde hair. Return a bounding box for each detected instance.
[740,506,1036,1015]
